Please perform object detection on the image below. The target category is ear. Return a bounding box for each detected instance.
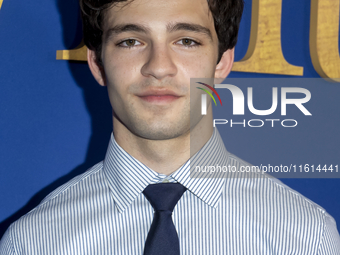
[214,48,235,79]
[87,49,106,86]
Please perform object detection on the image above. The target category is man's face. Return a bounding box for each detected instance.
[99,0,221,140]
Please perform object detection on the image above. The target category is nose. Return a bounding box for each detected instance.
[141,43,178,80]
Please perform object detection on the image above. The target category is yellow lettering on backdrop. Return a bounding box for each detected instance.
[0,0,3,9]
[310,0,340,82]
[232,0,304,76]
[56,41,87,61]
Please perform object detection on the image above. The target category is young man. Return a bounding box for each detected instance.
[1,0,339,254]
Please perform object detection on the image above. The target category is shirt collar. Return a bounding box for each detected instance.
[103,127,229,213]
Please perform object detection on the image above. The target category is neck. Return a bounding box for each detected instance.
[113,108,213,175]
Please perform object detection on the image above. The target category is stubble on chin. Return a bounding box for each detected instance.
[126,102,191,141]
[117,80,191,140]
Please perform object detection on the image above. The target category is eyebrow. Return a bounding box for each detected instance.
[105,24,151,41]
[167,22,213,40]
[104,22,213,42]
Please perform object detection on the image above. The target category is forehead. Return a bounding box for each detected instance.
[103,0,215,33]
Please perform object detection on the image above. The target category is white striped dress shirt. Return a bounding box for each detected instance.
[1,128,340,254]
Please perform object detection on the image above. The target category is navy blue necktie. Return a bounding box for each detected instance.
[142,183,187,255]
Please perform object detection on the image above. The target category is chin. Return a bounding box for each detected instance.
[130,121,190,141]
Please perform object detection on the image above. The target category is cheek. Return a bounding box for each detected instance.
[179,53,216,78]
[105,56,130,78]
[104,58,139,92]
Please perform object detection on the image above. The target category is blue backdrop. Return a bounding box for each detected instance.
[0,0,339,238]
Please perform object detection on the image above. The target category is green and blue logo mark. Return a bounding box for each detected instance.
[196,82,223,106]
[196,82,222,115]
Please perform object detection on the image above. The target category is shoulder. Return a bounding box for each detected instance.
[221,152,340,253]
[0,162,110,254]
[226,152,328,214]
[7,161,105,234]
[39,161,104,204]
[224,153,340,252]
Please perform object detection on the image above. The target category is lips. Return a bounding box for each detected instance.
[137,89,180,97]
[137,89,182,104]
[139,95,180,103]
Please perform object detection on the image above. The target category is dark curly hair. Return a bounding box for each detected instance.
[79,0,244,66]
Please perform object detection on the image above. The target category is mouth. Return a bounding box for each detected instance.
[139,95,181,104]
[137,89,182,104]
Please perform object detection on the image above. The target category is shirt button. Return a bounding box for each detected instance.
[162,179,169,183]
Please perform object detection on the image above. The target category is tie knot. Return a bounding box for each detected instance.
[142,183,187,212]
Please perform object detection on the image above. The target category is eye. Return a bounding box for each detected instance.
[117,39,142,48]
[177,38,200,47]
